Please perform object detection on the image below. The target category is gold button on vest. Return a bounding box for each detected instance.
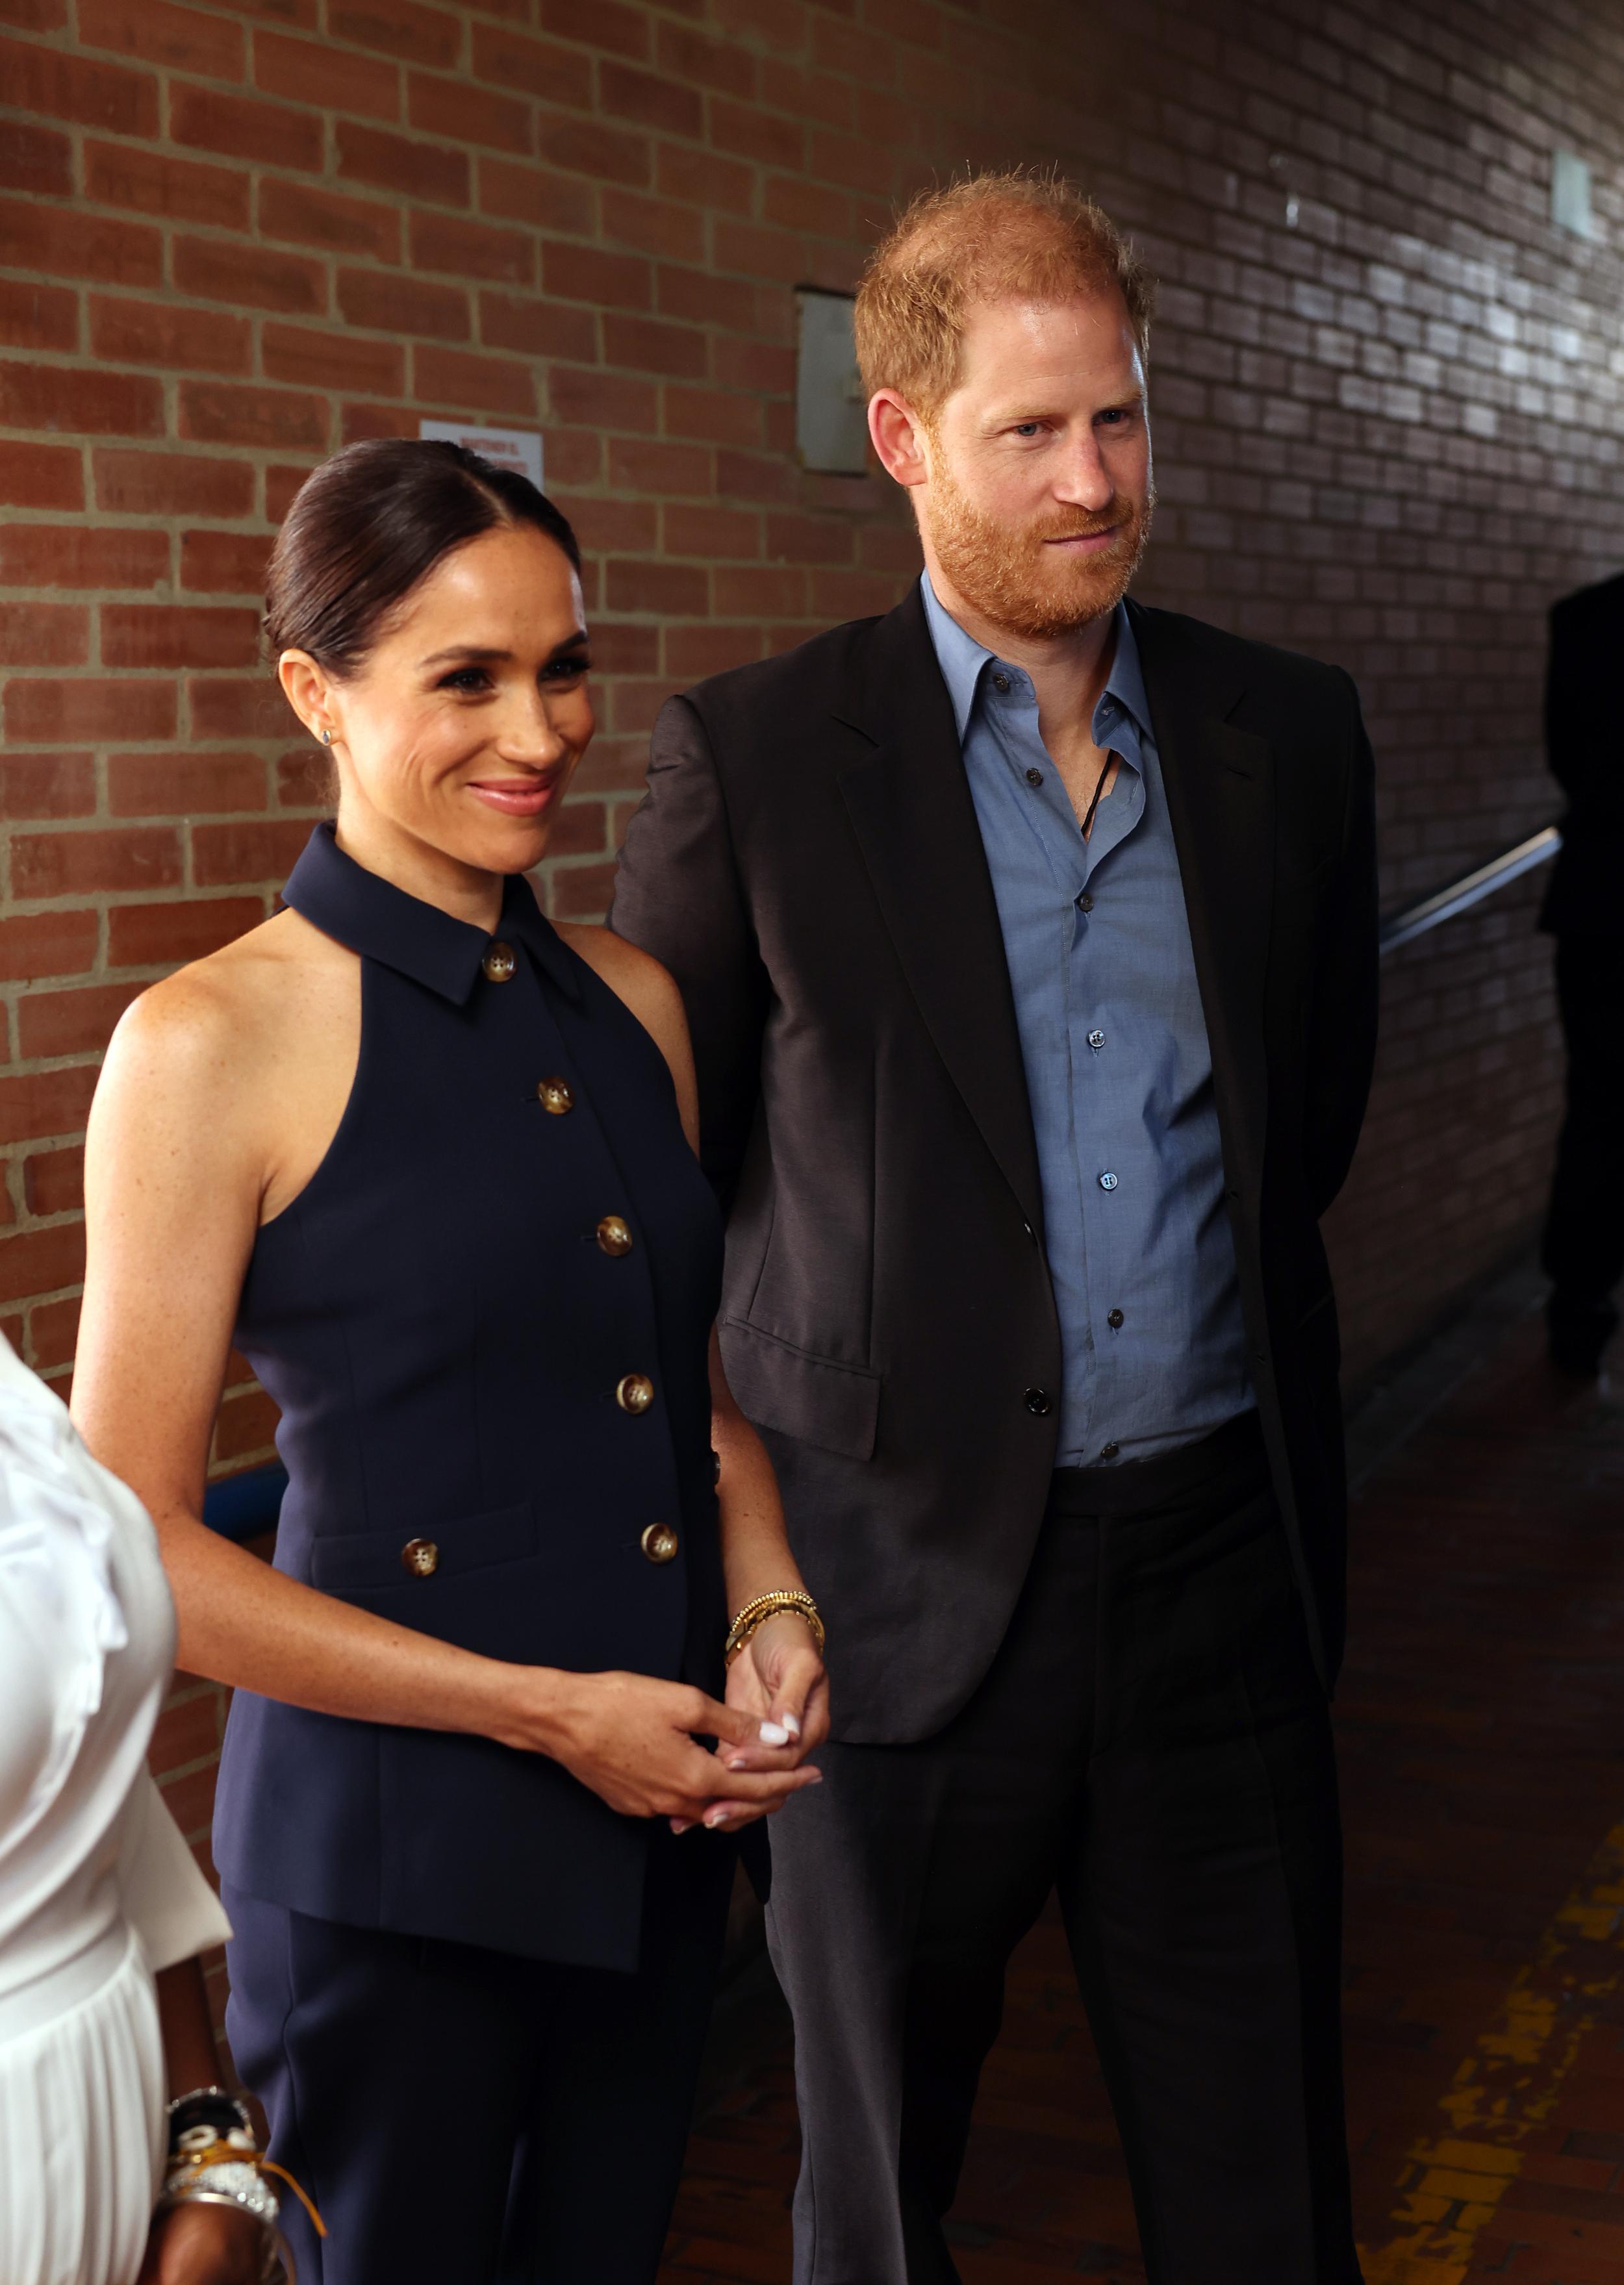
[536,1076,574,1115]
[596,1215,633,1256]
[401,1537,439,1577]
[641,1521,679,1564]
[481,941,516,983]
[616,1372,654,1414]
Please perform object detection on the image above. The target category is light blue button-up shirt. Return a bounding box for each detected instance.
[921,574,1254,1466]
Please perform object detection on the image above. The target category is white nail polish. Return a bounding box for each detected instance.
[759,1721,790,1745]
[704,1809,728,1829]
[726,1756,748,1770]
[783,1714,802,1739]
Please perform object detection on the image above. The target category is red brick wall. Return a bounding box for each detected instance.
[3,0,1623,1892]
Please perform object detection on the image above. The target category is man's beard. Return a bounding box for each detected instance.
[926,461,1155,642]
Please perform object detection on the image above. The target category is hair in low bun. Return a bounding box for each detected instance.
[264,436,579,680]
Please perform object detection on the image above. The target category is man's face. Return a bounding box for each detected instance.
[919,289,1154,641]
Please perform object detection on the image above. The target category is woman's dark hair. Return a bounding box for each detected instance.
[264,437,581,677]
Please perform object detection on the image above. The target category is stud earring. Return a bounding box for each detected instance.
[320,729,333,746]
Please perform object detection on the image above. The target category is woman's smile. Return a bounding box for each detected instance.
[466,769,562,818]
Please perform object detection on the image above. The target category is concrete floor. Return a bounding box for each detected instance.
[662,1311,1624,2284]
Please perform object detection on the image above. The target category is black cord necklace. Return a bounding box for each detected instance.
[1079,750,1115,842]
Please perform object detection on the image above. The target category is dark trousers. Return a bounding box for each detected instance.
[1543,935,1624,1373]
[765,1411,1359,2285]
[223,1826,733,2285]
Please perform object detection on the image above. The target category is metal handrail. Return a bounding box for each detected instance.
[1378,824,1562,957]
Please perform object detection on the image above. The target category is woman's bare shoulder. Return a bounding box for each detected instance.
[557,919,679,1022]
[105,909,353,1091]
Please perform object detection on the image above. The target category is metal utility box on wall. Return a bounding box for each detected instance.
[796,288,869,475]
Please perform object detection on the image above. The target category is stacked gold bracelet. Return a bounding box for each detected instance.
[725,1587,825,1665]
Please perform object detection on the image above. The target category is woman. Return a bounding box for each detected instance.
[71,439,828,2285]
[0,1330,270,2285]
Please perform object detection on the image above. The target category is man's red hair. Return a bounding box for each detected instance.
[854,171,1154,417]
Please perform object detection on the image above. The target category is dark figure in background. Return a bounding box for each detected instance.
[613,173,1378,2285]
[1540,570,1624,1381]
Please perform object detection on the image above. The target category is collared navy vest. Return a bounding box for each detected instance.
[212,823,726,1970]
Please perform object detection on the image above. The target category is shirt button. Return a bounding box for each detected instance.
[1077,892,1094,913]
[616,1372,655,1414]
[1023,1386,1053,1416]
[1024,766,1043,787]
[641,1521,679,1564]
[400,1537,439,1577]
[481,941,516,983]
[536,1076,574,1115]
[992,672,1011,692]
[1099,1441,1120,1461]
[1087,1028,1106,1051]
[596,1214,633,1256]
[1107,1307,1124,1329]
[1098,1171,1119,1191]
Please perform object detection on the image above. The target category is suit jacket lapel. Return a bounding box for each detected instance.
[1128,600,1273,1204]
[836,587,1047,1238]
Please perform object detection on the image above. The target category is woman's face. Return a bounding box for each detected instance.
[283,522,594,880]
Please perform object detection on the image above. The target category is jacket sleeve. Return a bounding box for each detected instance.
[1304,671,1380,1218]
[607,694,772,1209]
[1544,596,1582,810]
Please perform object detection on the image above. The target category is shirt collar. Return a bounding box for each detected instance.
[281,821,584,1007]
[919,571,993,742]
[920,572,1148,750]
[1096,606,1150,748]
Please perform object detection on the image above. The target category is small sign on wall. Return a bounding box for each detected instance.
[418,420,544,490]
[1551,150,1595,240]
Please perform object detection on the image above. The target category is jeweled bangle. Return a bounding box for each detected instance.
[725,1588,825,1665]
[161,2158,281,2231]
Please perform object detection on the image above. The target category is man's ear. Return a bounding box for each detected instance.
[869,390,930,489]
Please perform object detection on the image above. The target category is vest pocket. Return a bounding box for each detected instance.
[310,1499,535,1592]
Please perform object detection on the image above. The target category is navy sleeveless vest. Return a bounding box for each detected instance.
[212,824,726,1970]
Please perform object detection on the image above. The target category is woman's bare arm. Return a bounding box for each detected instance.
[73,948,809,1827]
[567,922,829,1793]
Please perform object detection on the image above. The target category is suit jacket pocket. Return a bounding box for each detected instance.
[310,1500,535,1593]
[720,1317,880,1462]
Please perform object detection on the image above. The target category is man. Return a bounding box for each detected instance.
[611,172,1377,2285]
[1538,570,1624,1382]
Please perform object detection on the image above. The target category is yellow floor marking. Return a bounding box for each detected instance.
[1358,1820,1624,2281]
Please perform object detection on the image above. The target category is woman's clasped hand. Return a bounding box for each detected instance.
[494,1659,823,1832]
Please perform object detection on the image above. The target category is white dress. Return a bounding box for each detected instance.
[0,1335,232,2285]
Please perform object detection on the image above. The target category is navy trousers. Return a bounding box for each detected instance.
[223,1827,733,2285]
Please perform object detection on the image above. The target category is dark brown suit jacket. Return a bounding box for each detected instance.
[610,586,1378,1741]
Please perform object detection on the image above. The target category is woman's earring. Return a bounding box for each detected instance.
[320,729,333,746]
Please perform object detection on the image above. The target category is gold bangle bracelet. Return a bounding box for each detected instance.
[725,1587,825,1665]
